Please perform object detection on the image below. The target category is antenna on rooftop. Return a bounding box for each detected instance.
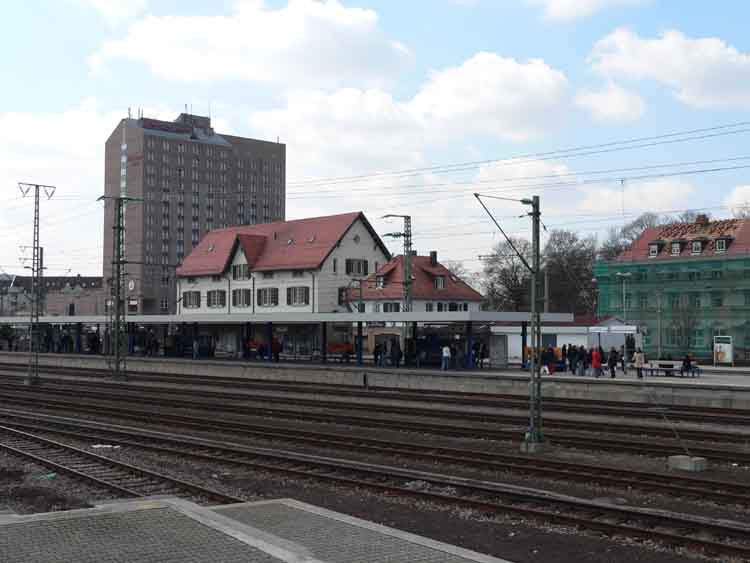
[127,107,131,119]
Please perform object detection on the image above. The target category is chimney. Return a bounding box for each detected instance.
[429,251,438,267]
[695,214,709,226]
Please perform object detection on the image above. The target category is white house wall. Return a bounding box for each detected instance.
[316,218,389,312]
[363,299,481,313]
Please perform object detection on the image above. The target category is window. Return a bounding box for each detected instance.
[639,294,648,310]
[183,291,201,308]
[690,293,701,308]
[712,292,723,308]
[287,286,310,306]
[257,287,279,307]
[711,270,723,280]
[434,276,446,290]
[463,303,469,311]
[376,276,384,289]
[333,258,338,274]
[383,302,401,313]
[691,241,702,255]
[262,271,274,279]
[232,264,249,281]
[448,302,459,312]
[716,238,727,253]
[211,275,222,282]
[292,270,305,278]
[374,302,381,313]
[668,294,679,309]
[232,289,252,308]
[345,259,368,276]
[671,242,681,256]
[426,302,433,312]
[649,244,658,257]
[207,290,226,308]
[160,299,169,312]
[437,302,444,312]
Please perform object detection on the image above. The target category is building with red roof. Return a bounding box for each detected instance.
[176,211,390,316]
[348,251,483,313]
[594,213,750,362]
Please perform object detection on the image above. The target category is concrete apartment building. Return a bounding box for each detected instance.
[104,112,285,315]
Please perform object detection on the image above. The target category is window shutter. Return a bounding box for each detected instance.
[345,259,352,275]
[257,288,262,306]
[287,287,292,305]
[221,291,226,307]
[363,260,368,275]
[232,290,237,307]
[304,286,310,305]
[273,288,279,305]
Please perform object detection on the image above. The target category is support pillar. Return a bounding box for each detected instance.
[465,321,474,369]
[127,323,135,355]
[266,322,273,361]
[321,323,328,364]
[75,323,82,354]
[521,321,528,369]
[412,322,419,368]
[356,321,363,366]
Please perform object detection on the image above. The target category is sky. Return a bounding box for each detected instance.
[3,0,750,277]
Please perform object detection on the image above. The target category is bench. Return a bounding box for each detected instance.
[644,362,701,377]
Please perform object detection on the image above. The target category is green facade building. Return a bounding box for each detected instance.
[594,215,750,362]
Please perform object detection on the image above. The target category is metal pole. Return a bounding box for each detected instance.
[622,276,627,323]
[524,195,543,450]
[657,291,662,359]
[18,183,55,386]
[403,216,412,313]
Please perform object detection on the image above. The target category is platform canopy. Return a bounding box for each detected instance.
[0,311,573,325]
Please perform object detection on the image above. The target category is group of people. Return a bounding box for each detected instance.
[534,344,648,379]
[373,338,403,368]
[441,341,488,371]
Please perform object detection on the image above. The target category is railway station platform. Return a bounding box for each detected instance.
[0,497,511,563]
[2,351,750,409]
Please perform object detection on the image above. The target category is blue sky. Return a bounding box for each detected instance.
[3,0,750,276]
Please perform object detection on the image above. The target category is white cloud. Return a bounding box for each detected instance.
[589,28,750,108]
[527,0,644,21]
[578,178,695,214]
[575,82,645,121]
[723,185,750,214]
[410,53,568,142]
[89,0,411,89]
[77,0,148,25]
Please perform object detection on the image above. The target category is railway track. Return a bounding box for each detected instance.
[2,412,750,560]
[0,425,242,506]
[0,376,748,447]
[2,408,750,507]
[1,383,750,464]
[1,363,749,427]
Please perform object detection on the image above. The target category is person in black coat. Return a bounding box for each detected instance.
[608,347,618,378]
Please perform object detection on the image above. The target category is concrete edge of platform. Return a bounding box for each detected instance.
[214,498,514,563]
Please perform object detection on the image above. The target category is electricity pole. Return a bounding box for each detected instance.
[475,193,544,452]
[18,183,55,386]
[382,214,413,312]
[98,195,140,379]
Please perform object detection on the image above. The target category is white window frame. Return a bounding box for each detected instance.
[434,276,446,290]
[287,286,310,306]
[232,288,252,308]
[160,298,169,312]
[207,290,226,308]
[183,291,201,308]
[671,242,681,256]
[257,287,279,307]
[691,241,702,255]
[715,239,727,253]
[232,264,249,281]
[648,244,658,258]
[376,276,384,289]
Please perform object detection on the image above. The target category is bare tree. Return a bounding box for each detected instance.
[543,230,597,315]
[444,260,482,292]
[598,212,666,261]
[481,237,532,311]
[732,201,750,218]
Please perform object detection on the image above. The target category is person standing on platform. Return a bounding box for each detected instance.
[373,343,381,367]
[592,347,602,378]
[441,344,451,371]
[192,338,199,360]
[608,347,618,378]
[634,348,645,379]
[620,345,627,375]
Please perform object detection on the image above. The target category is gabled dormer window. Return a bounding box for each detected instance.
[715,239,727,253]
[671,242,681,256]
[648,244,659,258]
[375,275,384,289]
[434,276,446,290]
[691,241,703,255]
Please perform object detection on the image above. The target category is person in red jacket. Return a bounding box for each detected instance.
[591,347,602,378]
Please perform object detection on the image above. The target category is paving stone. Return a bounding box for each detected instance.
[0,506,281,563]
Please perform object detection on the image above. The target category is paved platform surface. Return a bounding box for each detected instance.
[0,498,512,563]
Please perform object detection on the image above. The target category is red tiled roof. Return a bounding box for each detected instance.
[177,212,387,276]
[351,255,483,302]
[614,218,750,262]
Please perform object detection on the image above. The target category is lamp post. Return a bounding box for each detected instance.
[615,272,632,322]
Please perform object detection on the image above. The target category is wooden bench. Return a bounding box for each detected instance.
[644,362,701,377]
